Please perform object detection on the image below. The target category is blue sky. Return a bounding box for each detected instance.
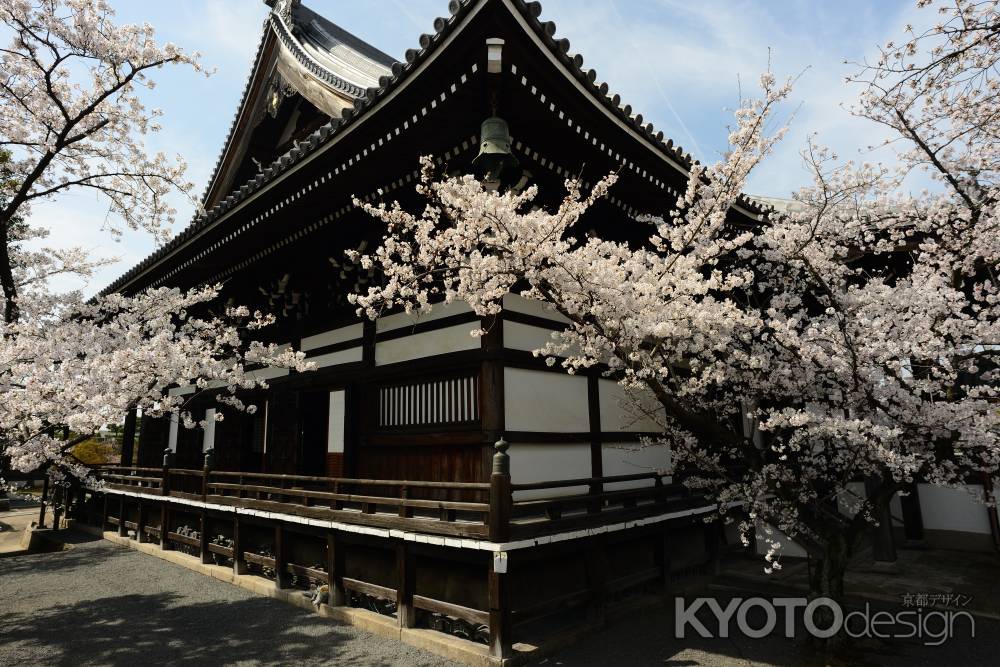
[23,0,926,295]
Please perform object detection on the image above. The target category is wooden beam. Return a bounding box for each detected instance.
[396,541,415,628]
[233,515,247,575]
[327,531,346,606]
[160,504,170,550]
[117,497,127,537]
[200,511,211,564]
[488,555,512,660]
[274,524,289,588]
[137,501,147,543]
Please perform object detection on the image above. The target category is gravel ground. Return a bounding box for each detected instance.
[2,531,996,666]
[0,532,456,667]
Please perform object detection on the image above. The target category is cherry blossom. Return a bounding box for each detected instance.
[0,0,209,323]
[350,2,1000,605]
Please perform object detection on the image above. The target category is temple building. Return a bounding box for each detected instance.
[87,0,999,664]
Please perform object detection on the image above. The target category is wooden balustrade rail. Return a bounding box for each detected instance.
[98,463,706,541]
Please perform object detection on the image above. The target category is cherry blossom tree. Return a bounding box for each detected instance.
[0,2,310,488]
[0,0,207,324]
[348,1,1000,605]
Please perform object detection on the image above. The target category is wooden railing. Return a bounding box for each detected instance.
[99,441,704,541]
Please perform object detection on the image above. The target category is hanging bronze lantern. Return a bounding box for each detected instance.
[472,116,520,188]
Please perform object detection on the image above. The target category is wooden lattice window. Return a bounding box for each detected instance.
[378,375,479,427]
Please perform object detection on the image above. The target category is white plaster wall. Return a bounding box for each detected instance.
[301,322,363,351]
[167,412,179,452]
[504,368,588,432]
[918,483,992,534]
[508,442,591,500]
[311,346,363,368]
[375,323,480,365]
[503,320,557,352]
[502,293,570,323]
[598,379,664,432]
[376,300,473,333]
[202,408,216,453]
[601,443,669,490]
[328,390,345,454]
[247,367,290,382]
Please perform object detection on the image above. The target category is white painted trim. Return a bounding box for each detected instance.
[101,486,725,555]
[375,299,474,333]
[310,346,363,368]
[247,367,290,381]
[301,322,364,352]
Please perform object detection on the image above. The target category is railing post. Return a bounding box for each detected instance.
[202,448,214,503]
[161,448,173,497]
[398,485,412,518]
[160,447,172,550]
[489,438,511,543]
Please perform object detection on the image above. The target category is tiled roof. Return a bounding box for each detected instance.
[101,0,764,296]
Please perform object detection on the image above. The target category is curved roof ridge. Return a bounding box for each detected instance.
[100,0,764,297]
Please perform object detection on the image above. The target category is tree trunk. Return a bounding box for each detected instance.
[808,533,849,642]
[0,215,17,324]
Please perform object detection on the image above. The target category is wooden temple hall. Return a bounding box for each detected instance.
[83,0,757,663]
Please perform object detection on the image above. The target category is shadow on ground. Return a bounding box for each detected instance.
[0,533,448,667]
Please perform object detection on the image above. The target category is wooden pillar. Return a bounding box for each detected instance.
[488,439,511,543]
[137,501,147,543]
[327,532,346,606]
[488,554,512,660]
[160,503,170,550]
[233,515,247,575]
[52,484,64,529]
[121,409,137,468]
[396,542,415,628]
[362,319,376,366]
[86,490,97,527]
[100,490,108,532]
[587,374,603,510]
[199,511,211,564]
[274,524,288,588]
[116,496,126,536]
[480,316,505,478]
